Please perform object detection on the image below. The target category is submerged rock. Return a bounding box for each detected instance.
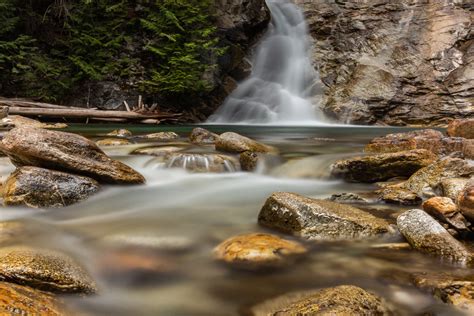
[329,192,372,204]
[3,166,100,208]
[0,126,145,184]
[258,192,389,241]
[164,153,240,173]
[0,281,67,315]
[331,149,436,183]
[213,233,306,270]
[248,285,394,315]
[107,129,132,137]
[423,197,470,233]
[215,132,275,153]
[0,246,97,294]
[96,138,132,146]
[459,180,474,223]
[138,132,179,141]
[271,155,333,179]
[189,127,218,145]
[397,209,472,263]
[411,272,474,313]
[447,119,474,139]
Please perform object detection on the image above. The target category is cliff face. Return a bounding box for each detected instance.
[297,0,473,126]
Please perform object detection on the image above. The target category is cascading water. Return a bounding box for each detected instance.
[208,0,326,124]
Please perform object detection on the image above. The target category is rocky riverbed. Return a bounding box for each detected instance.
[0,116,473,315]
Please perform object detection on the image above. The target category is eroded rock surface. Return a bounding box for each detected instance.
[0,126,145,184]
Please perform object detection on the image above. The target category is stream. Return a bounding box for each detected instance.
[0,124,466,316]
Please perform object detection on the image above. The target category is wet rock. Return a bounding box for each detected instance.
[164,153,240,173]
[0,126,145,184]
[329,192,372,204]
[239,151,262,171]
[423,197,470,233]
[397,209,472,263]
[138,132,179,141]
[447,119,474,139]
[459,180,474,223]
[0,281,67,315]
[213,233,306,270]
[439,178,470,202]
[365,129,444,154]
[96,138,132,146]
[411,272,474,313]
[107,129,132,137]
[215,132,275,154]
[378,187,422,206]
[3,166,100,208]
[131,145,185,157]
[399,158,474,198]
[300,1,472,126]
[0,115,67,129]
[331,149,437,183]
[248,285,394,315]
[189,127,218,145]
[0,246,97,294]
[258,192,389,241]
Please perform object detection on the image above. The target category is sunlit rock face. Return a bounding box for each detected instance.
[297,0,473,126]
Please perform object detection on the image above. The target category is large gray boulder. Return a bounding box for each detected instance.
[258,192,390,241]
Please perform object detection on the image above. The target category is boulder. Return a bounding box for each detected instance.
[164,153,240,173]
[248,285,394,315]
[0,281,67,315]
[189,127,218,145]
[106,129,132,137]
[447,119,474,139]
[331,149,437,183]
[215,132,275,153]
[258,192,389,241]
[459,180,474,222]
[3,167,100,208]
[423,197,470,232]
[439,178,470,202]
[96,138,132,146]
[138,132,179,141]
[397,209,472,263]
[0,126,145,184]
[0,246,97,294]
[411,272,474,313]
[213,233,306,270]
[0,115,67,129]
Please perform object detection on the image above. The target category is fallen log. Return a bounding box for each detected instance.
[7,106,181,120]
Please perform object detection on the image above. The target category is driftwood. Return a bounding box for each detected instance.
[0,98,181,123]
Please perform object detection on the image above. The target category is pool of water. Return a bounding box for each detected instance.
[0,124,464,316]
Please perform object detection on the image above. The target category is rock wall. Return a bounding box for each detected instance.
[297,0,473,126]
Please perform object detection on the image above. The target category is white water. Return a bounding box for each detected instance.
[208,0,326,125]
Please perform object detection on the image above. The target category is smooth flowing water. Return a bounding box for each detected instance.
[208,0,326,124]
[1,124,465,316]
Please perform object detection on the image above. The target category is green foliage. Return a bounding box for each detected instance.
[0,0,223,100]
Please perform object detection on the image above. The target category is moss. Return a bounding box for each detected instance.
[0,0,224,101]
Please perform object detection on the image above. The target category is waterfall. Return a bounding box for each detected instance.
[207,0,326,125]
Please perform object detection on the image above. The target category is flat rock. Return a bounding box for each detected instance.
[423,197,470,232]
[331,149,437,183]
[411,272,474,313]
[397,209,472,264]
[138,132,179,141]
[215,132,275,153]
[3,166,100,208]
[447,119,474,139]
[0,126,145,184]
[258,192,390,241]
[164,153,240,173]
[189,127,218,145]
[377,187,422,206]
[248,285,394,315]
[459,180,474,223]
[0,281,67,315]
[213,233,306,270]
[0,246,97,294]
[96,138,132,146]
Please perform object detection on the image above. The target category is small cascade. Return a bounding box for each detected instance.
[208,0,326,124]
